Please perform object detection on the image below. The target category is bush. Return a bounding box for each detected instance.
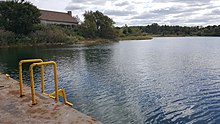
[0,30,16,45]
[30,29,69,44]
[15,36,32,45]
[68,35,85,43]
[30,25,79,44]
[0,24,86,46]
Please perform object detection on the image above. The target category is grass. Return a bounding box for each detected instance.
[118,35,153,41]
[76,38,118,45]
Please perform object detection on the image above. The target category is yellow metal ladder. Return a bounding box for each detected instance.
[19,59,73,106]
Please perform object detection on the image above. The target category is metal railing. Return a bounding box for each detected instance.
[19,59,43,97]
[19,59,73,106]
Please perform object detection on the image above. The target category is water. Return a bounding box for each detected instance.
[1,37,220,123]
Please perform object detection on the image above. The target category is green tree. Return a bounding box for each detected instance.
[122,24,132,36]
[0,0,40,35]
[79,10,117,39]
[79,11,97,38]
[130,27,141,36]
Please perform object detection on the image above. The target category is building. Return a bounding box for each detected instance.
[39,10,79,26]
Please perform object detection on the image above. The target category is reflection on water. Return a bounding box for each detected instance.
[1,37,220,123]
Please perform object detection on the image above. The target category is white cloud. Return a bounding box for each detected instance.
[27,0,220,26]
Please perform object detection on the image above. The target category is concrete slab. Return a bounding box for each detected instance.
[0,73,102,124]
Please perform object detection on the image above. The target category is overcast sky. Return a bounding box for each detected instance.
[28,0,220,26]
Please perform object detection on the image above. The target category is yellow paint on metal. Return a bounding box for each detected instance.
[48,88,73,106]
[5,74,10,80]
[19,59,43,97]
[29,61,59,105]
[19,59,73,106]
[40,65,45,94]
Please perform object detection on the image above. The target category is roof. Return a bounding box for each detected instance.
[39,10,78,24]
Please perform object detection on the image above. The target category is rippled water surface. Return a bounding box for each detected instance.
[1,37,220,123]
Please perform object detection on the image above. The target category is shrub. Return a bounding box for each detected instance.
[30,25,69,44]
[0,24,85,46]
[0,29,16,45]
[68,35,85,43]
[30,25,82,44]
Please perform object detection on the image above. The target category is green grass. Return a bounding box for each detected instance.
[118,35,152,41]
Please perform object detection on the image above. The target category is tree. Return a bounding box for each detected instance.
[79,10,117,39]
[130,27,141,36]
[122,24,132,36]
[79,11,97,38]
[0,0,40,35]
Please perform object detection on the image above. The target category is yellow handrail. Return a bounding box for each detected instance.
[48,88,73,106]
[19,59,43,97]
[29,61,58,105]
[19,59,73,106]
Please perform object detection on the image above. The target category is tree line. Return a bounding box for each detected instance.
[119,23,220,37]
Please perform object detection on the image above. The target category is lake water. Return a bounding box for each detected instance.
[1,37,220,123]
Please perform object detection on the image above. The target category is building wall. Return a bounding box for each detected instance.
[41,20,77,26]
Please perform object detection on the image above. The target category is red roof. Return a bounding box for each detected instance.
[39,10,78,23]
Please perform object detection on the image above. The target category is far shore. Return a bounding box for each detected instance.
[118,35,153,41]
[0,36,154,47]
[2,35,220,48]
[0,43,67,48]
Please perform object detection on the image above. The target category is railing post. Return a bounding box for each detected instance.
[41,65,45,94]
[62,88,67,103]
[19,59,43,97]
[30,64,37,105]
[29,61,59,105]
[19,61,23,97]
[53,62,59,102]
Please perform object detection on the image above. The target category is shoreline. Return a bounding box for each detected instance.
[0,43,67,48]
[0,36,151,48]
[0,39,117,48]
[1,36,220,48]
[118,35,153,40]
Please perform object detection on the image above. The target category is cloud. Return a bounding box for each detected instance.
[104,10,137,16]
[27,0,220,26]
[65,4,86,10]
[210,9,220,15]
[154,0,210,5]
[132,12,157,20]
[114,1,130,6]
[67,0,111,6]
[151,8,181,15]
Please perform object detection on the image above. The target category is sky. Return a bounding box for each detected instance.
[28,0,220,26]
